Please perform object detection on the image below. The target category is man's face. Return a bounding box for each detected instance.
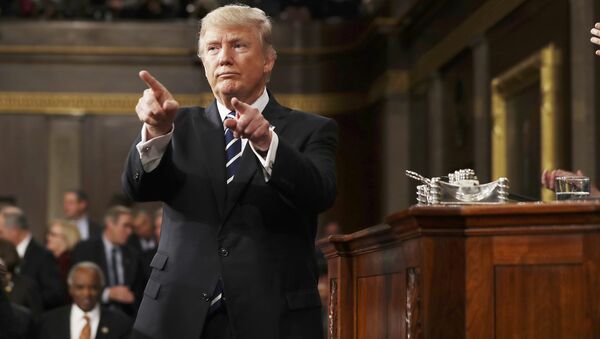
[105,213,133,246]
[63,192,86,219]
[69,267,101,312]
[133,213,154,239]
[199,26,275,105]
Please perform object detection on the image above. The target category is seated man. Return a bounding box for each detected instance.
[39,262,132,339]
[0,206,65,310]
[72,206,144,317]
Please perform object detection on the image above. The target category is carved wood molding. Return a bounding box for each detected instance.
[328,278,338,339]
[406,267,422,339]
[0,91,370,116]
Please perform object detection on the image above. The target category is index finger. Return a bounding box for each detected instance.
[139,70,167,93]
[231,97,252,115]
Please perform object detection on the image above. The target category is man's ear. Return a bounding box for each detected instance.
[263,49,276,74]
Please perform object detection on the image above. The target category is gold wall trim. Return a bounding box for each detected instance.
[0,45,194,57]
[410,0,527,86]
[491,44,562,201]
[0,91,376,116]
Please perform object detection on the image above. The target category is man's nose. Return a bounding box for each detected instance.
[218,46,233,65]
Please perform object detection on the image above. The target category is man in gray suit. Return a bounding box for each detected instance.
[123,4,338,339]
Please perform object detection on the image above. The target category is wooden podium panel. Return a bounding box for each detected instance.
[318,202,600,339]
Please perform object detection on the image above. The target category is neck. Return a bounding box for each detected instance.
[16,231,29,245]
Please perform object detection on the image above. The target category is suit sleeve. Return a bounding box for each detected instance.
[122,134,182,203]
[268,118,338,213]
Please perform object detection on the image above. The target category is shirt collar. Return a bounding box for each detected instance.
[16,233,32,258]
[102,234,116,253]
[215,88,269,123]
[71,303,100,320]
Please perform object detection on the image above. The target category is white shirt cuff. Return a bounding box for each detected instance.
[136,123,174,172]
[249,130,278,182]
[101,288,110,303]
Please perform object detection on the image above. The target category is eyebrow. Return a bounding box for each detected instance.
[204,36,249,46]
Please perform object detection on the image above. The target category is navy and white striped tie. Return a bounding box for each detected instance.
[224,111,241,185]
[208,111,240,315]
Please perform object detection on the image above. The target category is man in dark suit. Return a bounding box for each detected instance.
[0,206,66,310]
[0,262,35,339]
[72,206,144,317]
[63,190,103,241]
[126,209,157,281]
[39,261,132,339]
[123,4,337,339]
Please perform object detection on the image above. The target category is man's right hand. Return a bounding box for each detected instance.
[107,285,135,304]
[136,70,179,139]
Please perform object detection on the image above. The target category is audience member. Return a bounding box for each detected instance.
[0,238,43,320]
[46,219,81,283]
[72,205,144,317]
[0,262,35,339]
[63,189,103,241]
[0,206,66,310]
[127,209,157,281]
[39,261,133,339]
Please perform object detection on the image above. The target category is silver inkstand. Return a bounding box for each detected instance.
[406,169,510,205]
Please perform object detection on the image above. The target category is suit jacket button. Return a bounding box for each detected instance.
[202,293,210,302]
[219,248,229,257]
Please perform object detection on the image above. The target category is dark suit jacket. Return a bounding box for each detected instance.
[20,238,66,310]
[87,219,104,240]
[38,305,132,339]
[123,96,338,339]
[6,273,44,320]
[71,238,145,316]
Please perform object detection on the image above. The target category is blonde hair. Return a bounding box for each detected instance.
[198,4,277,60]
[49,219,80,250]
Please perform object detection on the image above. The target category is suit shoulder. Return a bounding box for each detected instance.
[41,305,70,322]
[100,307,133,330]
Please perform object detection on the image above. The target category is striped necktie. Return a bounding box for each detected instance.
[224,111,242,184]
[207,111,240,315]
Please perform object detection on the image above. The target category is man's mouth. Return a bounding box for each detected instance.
[217,72,239,78]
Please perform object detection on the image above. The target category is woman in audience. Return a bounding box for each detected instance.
[46,219,80,282]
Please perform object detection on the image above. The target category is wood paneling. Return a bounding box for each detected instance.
[81,115,143,220]
[355,273,405,339]
[0,115,48,241]
[495,264,586,339]
[321,202,600,339]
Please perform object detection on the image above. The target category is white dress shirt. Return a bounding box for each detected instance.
[76,216,91,240]
[70,304,100,339]
[16,233,32,258]
[135,88,278,181]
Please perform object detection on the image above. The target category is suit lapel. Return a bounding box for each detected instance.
[222,94,290,221]
[96,309,112,338]
[195,102,227,219]
[58,307,71,338]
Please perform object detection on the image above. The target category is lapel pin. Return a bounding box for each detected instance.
[101,326,109,334]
